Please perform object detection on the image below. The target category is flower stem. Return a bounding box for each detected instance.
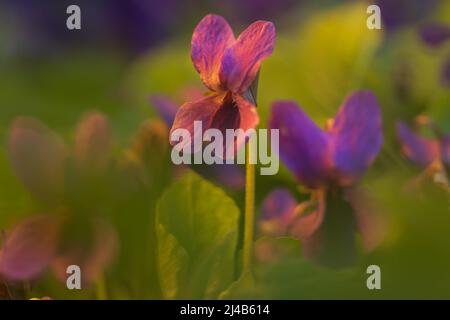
[243,142,255,274]
[96,274,107,300]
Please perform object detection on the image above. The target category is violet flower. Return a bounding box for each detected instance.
[268,91,383,265]
[397,117,450,180]
[257,188,298,237]
[170,14,276,155]
[150,93,245,190]
[270,91,383,189]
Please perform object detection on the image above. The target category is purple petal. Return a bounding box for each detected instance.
[441,135,450,166]
[219,20,275,93]
[419,23,450,47]
[74,112,112,172]
[397,121,439,168]
[258,188,297,237]
[191,14,235,91]
[329,91,383,186]
[211,94,260,132]
[7,117,67,203]
[209,93,259,157]
[0,216,61,280]
[170,94,223,151]
[269,101,330,188]
[149,95,179,126]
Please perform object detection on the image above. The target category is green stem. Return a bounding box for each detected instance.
[243,142,255,274]
[96,274,107,300]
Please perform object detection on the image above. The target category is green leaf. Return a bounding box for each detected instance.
[156,172,240,299]
[219,271,255,300]
[156,224,189,299]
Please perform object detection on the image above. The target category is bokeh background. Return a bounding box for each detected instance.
[0,0,449,299]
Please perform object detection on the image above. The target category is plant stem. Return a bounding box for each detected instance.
[96,274,107,300]
[243,142,255,274]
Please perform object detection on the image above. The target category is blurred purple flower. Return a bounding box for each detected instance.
[2,113,118,283]
[419,23,450,47]
[7,117,68,203]
[396,121,440,168]
[8,112,112,204]
[257,188,298,237]
[270,91,383,189]
[397,117,450,176]
[170,14,276,156]
[0,215,117,284]
[3,0,179,57]
[376,0,439,32]
[108,0,178,55]
[0,216,61,281]
[267,91,383,263]
[419,22,450,87]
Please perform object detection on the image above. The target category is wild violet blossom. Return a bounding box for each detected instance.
[170,14,276,155]
[397,116,450,181]
[266,91,383,263]
[0,113,117,283]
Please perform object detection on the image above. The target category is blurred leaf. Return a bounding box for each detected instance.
[219,271,254,300]
[259,2,383,125]
[254,236,301,264]
[156,224,189,299]
[122,45,199,116]
[156,172,240,299]
[224,257,366,299]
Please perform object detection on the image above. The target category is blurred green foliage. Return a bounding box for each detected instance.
[0,1,449,299]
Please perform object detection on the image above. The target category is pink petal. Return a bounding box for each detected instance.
[345,187,385,252]
[74,112,112,172]
[0,216,61,281]
[289,190,326,239]
[191,14,235,91]
[234,94,260,131]
[51,219,117,286]
[169,94,223,152]
[7,117,68,203]
[210,94,259,157]
[219,20,275,93]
